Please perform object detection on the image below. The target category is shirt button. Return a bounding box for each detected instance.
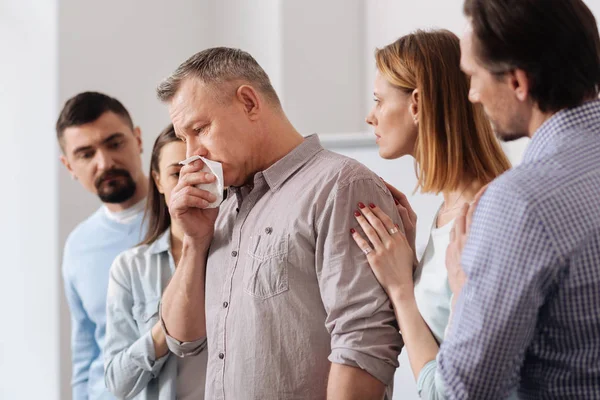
[231,251,238,257]
[218,352,225,359]
[223,301,229,308]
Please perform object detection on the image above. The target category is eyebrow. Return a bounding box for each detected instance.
[167,162,182,168]
[72,132,125,156]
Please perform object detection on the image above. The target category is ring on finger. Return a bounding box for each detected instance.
[389,227,399,235]
[363,247,373,255]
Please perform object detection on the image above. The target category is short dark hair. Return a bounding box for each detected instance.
[56,91,134,150]
[464,0,600,112]
[156,47,281,106]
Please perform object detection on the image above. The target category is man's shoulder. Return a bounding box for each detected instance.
[308,149,384,189]
[64,207,105,250]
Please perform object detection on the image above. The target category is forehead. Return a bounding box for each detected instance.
[168,78,219,129]
[459,23,476,70]
[62,111,132,152]
[158,140,186,165]
[374,70,394,92]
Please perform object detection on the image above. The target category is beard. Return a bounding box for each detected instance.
[94,168,137,204]
[489,115,528,143]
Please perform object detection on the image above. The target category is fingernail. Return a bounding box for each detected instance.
[369,203,376,209]
[354,210,361,217]
[206,173,214,179]
[358,202,366,209]
[350,228,356,234]
[394,198,399,205]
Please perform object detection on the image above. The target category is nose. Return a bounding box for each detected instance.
[95,149,115,171]
[366,108,376,126]
[186,137,209,159]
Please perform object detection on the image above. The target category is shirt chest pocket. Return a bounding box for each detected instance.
[132,298,160,333]
[243,233,290,300]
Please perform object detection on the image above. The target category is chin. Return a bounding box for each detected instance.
[496,131,528,142]
[377,146,395,160]
[493,123,528,142]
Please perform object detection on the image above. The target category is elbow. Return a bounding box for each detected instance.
[104,360,140,400]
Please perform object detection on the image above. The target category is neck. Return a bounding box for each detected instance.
[254,114,305,173]
[103,176,149,213]
[527,108,556,138]
[170,223,185,266]
[442,180,482,210]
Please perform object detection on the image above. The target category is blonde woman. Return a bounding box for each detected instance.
[351,30,511,399]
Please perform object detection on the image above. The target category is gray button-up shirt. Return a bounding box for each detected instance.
[167,135,403,399]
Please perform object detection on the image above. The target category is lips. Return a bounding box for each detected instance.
[95,169,132,189]
[102,174,125,183]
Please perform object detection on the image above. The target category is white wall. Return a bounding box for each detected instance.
[0,1,60,399]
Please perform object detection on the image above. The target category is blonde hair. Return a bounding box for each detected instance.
[375,29,510,193]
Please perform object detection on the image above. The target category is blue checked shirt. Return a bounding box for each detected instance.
[438,100,600,399]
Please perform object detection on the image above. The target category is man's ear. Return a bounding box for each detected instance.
[236,85,261,120]
[133,126,143,153]
[509,69,530,102]
[59,154,77,180]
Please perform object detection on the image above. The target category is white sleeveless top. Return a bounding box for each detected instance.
[413,211,455,344]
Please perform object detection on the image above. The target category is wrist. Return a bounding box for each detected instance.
[183,234,211,254]
[388,283,415,303]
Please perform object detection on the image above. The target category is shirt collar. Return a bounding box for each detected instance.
[523,99,600,163]
[227,134,324,198]
[147,228,171,255]
[261,134,324,192]
[103,198,146,224]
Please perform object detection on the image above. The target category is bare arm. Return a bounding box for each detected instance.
[352,202,439,381]
[327,364,385,400]
[159,236,210,341]
[160,159,219,342]
[390,288,440,379]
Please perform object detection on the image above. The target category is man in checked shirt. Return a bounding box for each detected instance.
[438,0,600,398]
[153,47,403,399]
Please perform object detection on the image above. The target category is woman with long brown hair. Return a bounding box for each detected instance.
[351,29,511,398]
[104,125,207,400]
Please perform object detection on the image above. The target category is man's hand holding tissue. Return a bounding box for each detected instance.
[160,157,217,344]
[169,158,219,247]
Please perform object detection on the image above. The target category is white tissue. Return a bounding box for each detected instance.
[179,155,224,208]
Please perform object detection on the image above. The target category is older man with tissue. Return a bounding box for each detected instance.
[156,47,403,400]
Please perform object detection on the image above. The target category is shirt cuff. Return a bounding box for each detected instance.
[417,359,448,399]
[159,301,207,357]
[329,348,397,385]
[128,330,169,377]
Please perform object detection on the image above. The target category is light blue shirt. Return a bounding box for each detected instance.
[104,229,207,400]
[62,207,144,399]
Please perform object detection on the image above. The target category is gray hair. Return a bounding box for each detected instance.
[156,47,281,106]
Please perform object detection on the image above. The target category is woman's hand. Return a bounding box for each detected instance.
[446,185,488,298]
[383,180,417,257]
[351,202,415,297]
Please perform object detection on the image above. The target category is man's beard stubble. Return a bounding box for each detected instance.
[95,168,137,204]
